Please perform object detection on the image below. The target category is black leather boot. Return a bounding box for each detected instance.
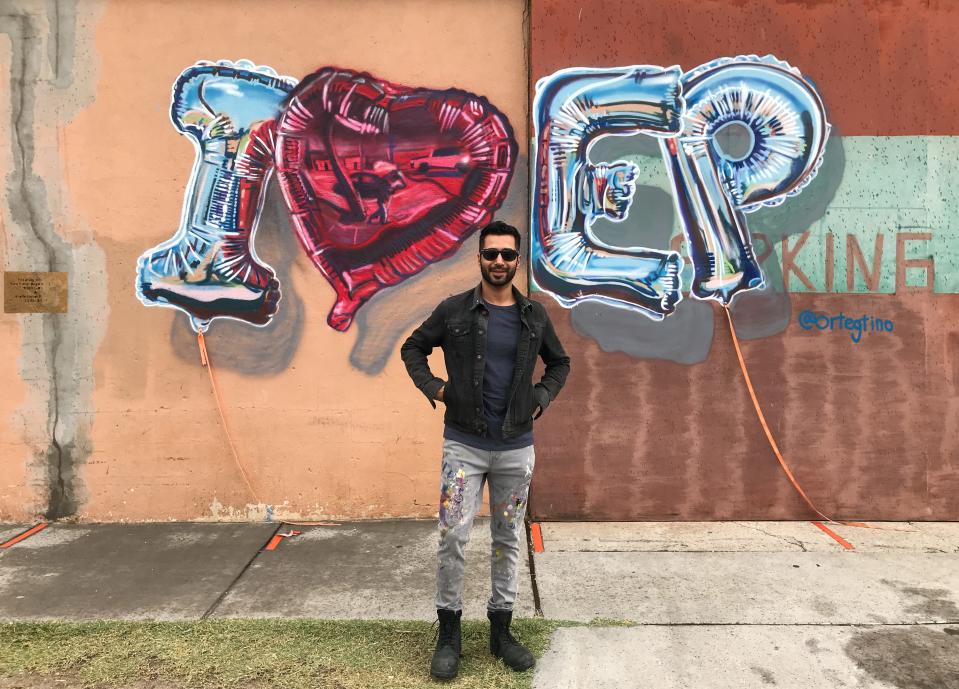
[430,609,462,680]
[488,609,535,672]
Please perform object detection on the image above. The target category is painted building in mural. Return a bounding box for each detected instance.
[1,0,957,523]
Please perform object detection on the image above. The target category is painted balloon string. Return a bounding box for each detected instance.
[531,55,831,318]
[196,332,261,506]
[723,303,906,537]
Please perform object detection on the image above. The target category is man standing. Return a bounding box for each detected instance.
[401,220,570,679]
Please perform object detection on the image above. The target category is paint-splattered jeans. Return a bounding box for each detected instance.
[435,439,535,612]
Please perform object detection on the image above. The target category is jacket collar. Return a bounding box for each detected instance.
[470,283,532,311]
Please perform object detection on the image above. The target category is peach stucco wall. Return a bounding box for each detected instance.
[1,0,527,521]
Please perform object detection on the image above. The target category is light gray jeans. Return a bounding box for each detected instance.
[435,438,535,612]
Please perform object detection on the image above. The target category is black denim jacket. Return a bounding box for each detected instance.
[401,284,571,439]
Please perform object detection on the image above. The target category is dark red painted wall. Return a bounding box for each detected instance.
[529,0,959,520]
[532,0,959,136]
[533,295,958,520]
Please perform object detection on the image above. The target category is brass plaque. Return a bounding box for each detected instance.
[3,271,68,313]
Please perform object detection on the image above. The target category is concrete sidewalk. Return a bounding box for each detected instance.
[0,519,533,621]
[1,520,958,688]
[533,521,959,688]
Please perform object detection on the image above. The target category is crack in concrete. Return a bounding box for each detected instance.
[733,522,810,552]
[2,11,64,518]
[910,523,959,553]
[6,14,54,270]
[44,353,66,519]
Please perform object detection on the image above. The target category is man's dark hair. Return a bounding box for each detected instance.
[479,220,522,251]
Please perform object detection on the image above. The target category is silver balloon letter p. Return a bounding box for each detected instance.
[662,55,829,304]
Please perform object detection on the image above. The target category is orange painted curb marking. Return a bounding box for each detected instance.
[264,530,302,551]
[811,521,855,550]
[530,522,544,553]
[1,522,48,549]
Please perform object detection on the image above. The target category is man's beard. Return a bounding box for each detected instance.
[481,262,517,287]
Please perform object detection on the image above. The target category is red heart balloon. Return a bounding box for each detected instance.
[275,67,517,330]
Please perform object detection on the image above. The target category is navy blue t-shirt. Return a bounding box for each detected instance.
[444,301,534,450]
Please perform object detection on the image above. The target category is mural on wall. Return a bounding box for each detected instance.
[136,60,517,333]
[532,55,829,321]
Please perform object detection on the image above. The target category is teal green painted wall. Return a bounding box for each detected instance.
[613,136,954,294]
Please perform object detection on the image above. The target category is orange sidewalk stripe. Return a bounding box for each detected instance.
[1,522,48,549]
[811,521,855,550]
[264,530,301,551]
[530,522,544,553]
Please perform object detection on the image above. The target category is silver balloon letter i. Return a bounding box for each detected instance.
[136,59,298,332]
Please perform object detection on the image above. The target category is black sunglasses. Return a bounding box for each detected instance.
[480,248,520,262]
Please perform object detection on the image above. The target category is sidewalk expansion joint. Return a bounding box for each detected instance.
[200,522,284,620]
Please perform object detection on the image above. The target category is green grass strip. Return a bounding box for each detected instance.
[0,618,573,689]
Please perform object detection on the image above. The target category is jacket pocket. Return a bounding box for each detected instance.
[448,321,472,352]
[447,321,471,338]
[444,379,457,406]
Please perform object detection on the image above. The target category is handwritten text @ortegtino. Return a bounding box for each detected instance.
[797,311,894,344]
